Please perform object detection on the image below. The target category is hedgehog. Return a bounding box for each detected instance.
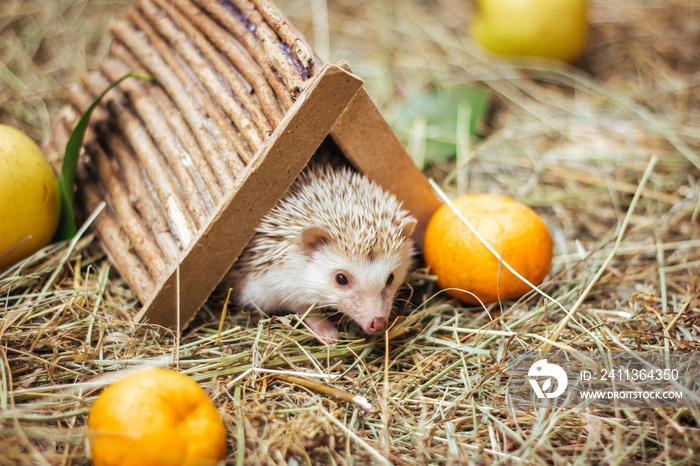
[226,162,416,342]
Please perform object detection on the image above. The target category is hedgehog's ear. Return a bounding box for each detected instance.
[300,225,331,254]
[401,218,417,240]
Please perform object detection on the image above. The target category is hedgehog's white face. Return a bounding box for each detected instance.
[298,222,415,335]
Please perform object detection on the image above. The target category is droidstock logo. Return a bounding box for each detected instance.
[528,359,568,399]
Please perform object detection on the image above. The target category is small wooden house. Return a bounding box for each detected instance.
[47,0,440,330]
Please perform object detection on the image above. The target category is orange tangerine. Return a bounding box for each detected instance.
[88,368,227,466]
[424,194,553,305]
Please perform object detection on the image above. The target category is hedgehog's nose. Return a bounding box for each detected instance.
[368,317,387,333]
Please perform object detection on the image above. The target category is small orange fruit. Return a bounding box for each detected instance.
[424,194,553,305]
[88,368,227,466]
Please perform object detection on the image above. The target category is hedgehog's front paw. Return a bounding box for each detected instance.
[304,314,339,343]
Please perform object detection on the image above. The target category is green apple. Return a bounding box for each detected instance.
[0,124,60,268]
[473,0,588,63]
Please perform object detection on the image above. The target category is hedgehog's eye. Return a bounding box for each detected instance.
[386,273,394,287]
[335,273,349,286]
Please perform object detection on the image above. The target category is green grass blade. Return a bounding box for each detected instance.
[53,71,153,241]
[55,177,75,242]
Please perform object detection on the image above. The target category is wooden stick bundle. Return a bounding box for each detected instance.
[48,0,320,302]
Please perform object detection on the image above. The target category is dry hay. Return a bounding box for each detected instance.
[1,0,699,464]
